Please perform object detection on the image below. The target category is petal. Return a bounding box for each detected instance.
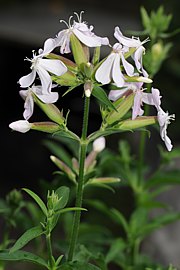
[39,59,67,76]
[9,120,31,133]
[95,54,115,85]
[41,38,57,55]
[151,87,162,109]
[142,93,154,105]
[19,89,28,100]
[108,89,128,101]
[37,66,52,93]
[121,53,134,76]
[73,28,109,47]
[37,91,59,103]
[114,26,139,47]
[112,54,125,87]
[19,70,36,88]
[133,46,144,71]
[23,94,34,120]
[132,90,143,119]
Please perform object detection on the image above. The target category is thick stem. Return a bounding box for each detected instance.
[68,96,90,261]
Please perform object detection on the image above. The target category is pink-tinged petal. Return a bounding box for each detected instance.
[23,94,34,120]
[95,54,115,85]
[121,53,134,76]
[142,93,154,105]
[114,26,139,47]
[151,87,162,109]
[37,66,52,93]
[56,30,71,54]
[73,28,109,47]
[93,136,106,152]
[41,38,57,55]
[19,89,28,100]
[108,89,128,101]
[37,91,59,103]
[39,59,67,76]
[132,90,143,119]
[19,70,36,88]
[9,120,31,133]
[112,54,125,87]
[133,46,144,71]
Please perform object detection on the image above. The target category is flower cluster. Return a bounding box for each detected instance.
[9,11,175,151]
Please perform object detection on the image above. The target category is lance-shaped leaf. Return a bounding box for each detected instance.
[0,250,48,268]
[33,94,65,125]
[70,34,89,65]
[10,225,44,253]
[50,156,76,183]
[92,85,117,111]
[60,261,101,270]
[106,93,134,125]
[22,188,48,216]
[117,116,157,130]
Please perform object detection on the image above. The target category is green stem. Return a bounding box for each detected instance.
[68,96,90,261]
[46,233,55,270]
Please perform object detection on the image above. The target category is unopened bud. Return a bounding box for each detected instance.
[93,136,106,152]
[152,42,163,60]
[125,75,152,84]
[9,120,31,133]
[84,81,93,97]
[31,122,60,133]
[117,116,157,130]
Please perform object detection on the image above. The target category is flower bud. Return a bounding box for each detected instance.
[89,177,121,184]
[152,42,163,61]
[9,120,31,133]
[93,136,106,152]
[33,94,65,125]
[84,80,93,97]
[31,122,61,133]
[125,75,153,84]
[117,116,157,130]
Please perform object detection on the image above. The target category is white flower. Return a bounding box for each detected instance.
[114,26,149,77]
[19,39,67,93]
[9,120,31,133]
[93,136,106,152]
[19,85,59,120]
[157,109,175,151]
[95,43,134,87]
[55,11,109,54]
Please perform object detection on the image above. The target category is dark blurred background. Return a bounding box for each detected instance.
[0,0,180,267]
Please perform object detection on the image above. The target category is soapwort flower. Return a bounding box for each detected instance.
[19,85,59,120]
[19,39,67,93]
[9,120,31,133]
[157,109,175,151]
[114,26,149,77]
[95,43,135,87]
[55,11,109,54]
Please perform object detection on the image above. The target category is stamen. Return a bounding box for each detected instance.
[60,19,70,28]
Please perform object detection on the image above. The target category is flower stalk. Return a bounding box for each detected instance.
[68,96,90,261]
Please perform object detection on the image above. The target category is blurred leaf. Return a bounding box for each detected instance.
[105,238,126,264]
[0,250,48,268]
[10,225,44,253]
[60,261,101,270]
[145,170,180,189]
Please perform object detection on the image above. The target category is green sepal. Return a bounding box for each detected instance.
[52,71,78,87]
[117,116,157,130]
[70,34,88,65]
[31,122,61,133]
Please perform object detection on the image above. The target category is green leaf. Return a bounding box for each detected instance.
[92,85,117,111]
[0,250,48,268]
[111,209,129,233]
[56,207,87,215]
[54,130,80,142]
[55,186,70,210]
[140,6,151,30]
[105,238,126,264]
[10,225,44,253]
[22,188,48,216]
[60,261,101,270]
[145,170,180,189]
